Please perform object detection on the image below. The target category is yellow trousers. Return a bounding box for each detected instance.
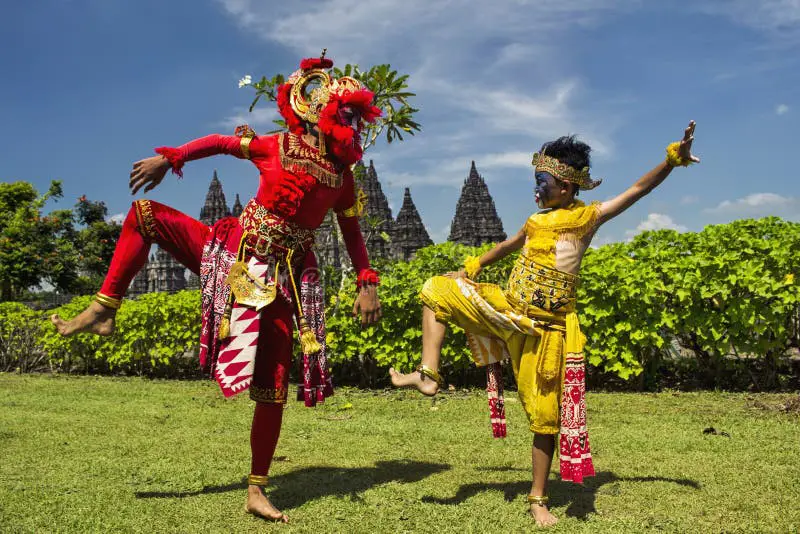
[420,275,585,434]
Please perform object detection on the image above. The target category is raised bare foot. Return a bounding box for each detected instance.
[389,368,439,396]
[50,300,116,336]
[246,485,288,523]
[530,502,558,528]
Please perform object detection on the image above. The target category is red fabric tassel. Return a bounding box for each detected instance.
[487,362,507,438]
[154,146,185,178]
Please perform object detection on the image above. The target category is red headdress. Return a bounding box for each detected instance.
[276,53,381,164]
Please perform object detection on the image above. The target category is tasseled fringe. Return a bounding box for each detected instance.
[218,316,230,340]
[298,318,322,354]
[279,155,342,188]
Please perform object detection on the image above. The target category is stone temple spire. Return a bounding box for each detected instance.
[392,188,432,261]
[448,161,506,247]
[199,170,231,226]
[231,193,244,218]
[359,160,394,260]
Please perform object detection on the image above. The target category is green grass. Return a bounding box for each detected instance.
[1,374,799,533]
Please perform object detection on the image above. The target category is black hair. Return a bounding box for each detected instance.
[540,135,592,171]
[539,135,591,197]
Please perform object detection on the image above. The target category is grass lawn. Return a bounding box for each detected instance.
[1,374,798,533]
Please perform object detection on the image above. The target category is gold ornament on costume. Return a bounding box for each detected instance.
[226,260,279,312]
[330,76,362,96]
[290,69,332,124]
[339,187,367,218]
[531,151,602,190]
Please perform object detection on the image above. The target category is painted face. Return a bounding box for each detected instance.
[336,104,362,130]
[534,171,572,209]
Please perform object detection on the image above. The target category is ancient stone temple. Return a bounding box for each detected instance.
[315,160,396,268]
[128,270,149,297]
[199,170,232,226]
[359,160,394,260]
[392,188,432,261]
[448,161,506,246]
[232,193,244,218]
[146,248,187,293]
[187,171,237,290]
[314,213,341,269]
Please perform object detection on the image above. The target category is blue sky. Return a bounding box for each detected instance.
[2,0,798,246]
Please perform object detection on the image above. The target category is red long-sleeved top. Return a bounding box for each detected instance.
[156,133,371,274]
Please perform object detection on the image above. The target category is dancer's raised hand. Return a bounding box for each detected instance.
[678,120,700,164]
[129,155,171,195]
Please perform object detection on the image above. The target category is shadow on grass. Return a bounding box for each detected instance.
[422,471,701,520]
[135,460,450,508]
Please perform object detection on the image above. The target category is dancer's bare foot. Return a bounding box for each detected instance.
[389,368,439,396]
[50,300,116,336]
[530,502,558,527]
[246,485,288,523]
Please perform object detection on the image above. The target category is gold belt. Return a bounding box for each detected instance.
[239,199,316,258]
[221,199,322,354]
[505,255,579,314]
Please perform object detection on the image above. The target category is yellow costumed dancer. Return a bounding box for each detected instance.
[390,121,700,527]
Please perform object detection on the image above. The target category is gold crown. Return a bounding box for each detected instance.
[531,151,602,190]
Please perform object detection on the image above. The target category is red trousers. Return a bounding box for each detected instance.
[101,200,285,477]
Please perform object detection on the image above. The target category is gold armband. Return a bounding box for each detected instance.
[338,205,359,218]
[235,124,256,159]
[337,187,366,218]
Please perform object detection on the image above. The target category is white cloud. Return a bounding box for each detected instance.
[218,107,279,132]
[696,0,800,33]
[213,0,628,167]
[626,213,687,237]
[705,193,799,218]
[680,195,699,205]
[107,212,125,225]
[776,103,790,115]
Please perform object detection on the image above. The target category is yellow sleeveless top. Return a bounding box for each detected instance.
[505,201,600,314]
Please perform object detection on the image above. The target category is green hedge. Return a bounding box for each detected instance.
[1,217,798,390]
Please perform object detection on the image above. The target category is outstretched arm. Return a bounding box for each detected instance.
[450,225,526,279]
[597,121,699,226]
[129,132,255,194]
[333,178,382,326]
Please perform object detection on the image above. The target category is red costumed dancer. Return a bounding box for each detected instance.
[51,54,383,522]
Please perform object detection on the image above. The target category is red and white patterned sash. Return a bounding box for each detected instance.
[559,354,595,483]
[214,257,270,397]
